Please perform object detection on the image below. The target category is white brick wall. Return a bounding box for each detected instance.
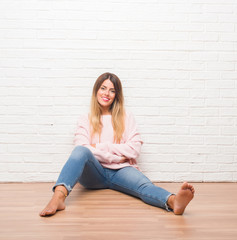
[0,0,237,182]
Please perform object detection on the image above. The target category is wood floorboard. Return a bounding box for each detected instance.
[0,182,236,240]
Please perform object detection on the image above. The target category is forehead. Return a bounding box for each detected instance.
[101,79,114,88]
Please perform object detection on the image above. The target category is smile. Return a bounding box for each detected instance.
[102,97,110,102]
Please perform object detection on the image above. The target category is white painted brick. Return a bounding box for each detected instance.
[203,173,233,182]
[233,173,237,181]
[191,71,220,80]
[140,125,189,135]
[144,117,175,125]
[222,72,237,80]
[190,126,220,135]
[206,23,235,32]
[191,164,219,173]
[205,42,234,51]
[145,172,175,182]
[175,154,206,163]
[220,89,237,98]
[191,89,220,98]
[156,145,193,154]
[189,146,218,154]
[176,117,205,126]
[139,163,160,172]
[190,108,219,117]
[206,118,235,126]
[158,32,189,41]
[126,97,175,107]
[220,108,237,117]
[190,13,218,23]
[175,98,205,107]
[141,145,160,154]
[160,163,190,172]
[176,61,204,71]
[140,154,175,163]
[206,99,235,107]
[221,127,237,136]
[220,33,237,42]
[145,135,175,144]
[159,107,189,117]
[207,62,235,71]
[207,155,234,164]
[205,136,234,145]
[218,14,237,23]
[1,0,237,182]
[219,146,237,154]
[175,136,204,145]
[219,164,237,172]
[175,173,203,182]
[175,24,204,32]
[204,4,234,13]
[220,53,237,62]
[190,52,218,61]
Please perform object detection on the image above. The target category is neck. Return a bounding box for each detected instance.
[101,108,111,115]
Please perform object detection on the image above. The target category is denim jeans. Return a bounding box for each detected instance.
[53,145,173,211]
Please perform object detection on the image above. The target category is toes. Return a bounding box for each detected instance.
[39,211,46,217]
[39,208,55,217]
[190,186,195,194]
[184,183,195,194]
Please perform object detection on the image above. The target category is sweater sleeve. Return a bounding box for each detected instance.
[96,112,143,160]
[73,115,123,164]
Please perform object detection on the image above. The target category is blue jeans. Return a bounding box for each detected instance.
[53,146,173,211]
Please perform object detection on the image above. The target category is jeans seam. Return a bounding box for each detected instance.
[87,158,107,181]
[110,181,167,208]
[79,158,108,189]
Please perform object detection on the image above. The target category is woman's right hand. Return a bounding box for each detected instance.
[119,157,134,165]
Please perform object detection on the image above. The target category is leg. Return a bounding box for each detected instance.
[108,167,194,214]
[53,145,107,193]
[108,167,173,210]
[39,146,107,217]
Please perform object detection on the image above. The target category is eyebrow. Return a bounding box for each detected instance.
[101,85,115,90]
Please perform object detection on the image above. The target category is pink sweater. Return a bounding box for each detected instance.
[74,112,143,170]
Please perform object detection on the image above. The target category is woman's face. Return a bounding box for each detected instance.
[97,79,116,114]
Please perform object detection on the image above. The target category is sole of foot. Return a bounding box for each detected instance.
[173,182,195,215]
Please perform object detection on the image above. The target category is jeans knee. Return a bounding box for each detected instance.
[71,145,92,162]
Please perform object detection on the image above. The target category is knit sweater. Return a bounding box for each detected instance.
[73,112,143,170]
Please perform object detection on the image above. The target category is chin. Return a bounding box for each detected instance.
[100,101,111,107]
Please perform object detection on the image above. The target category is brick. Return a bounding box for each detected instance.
[207,155,234,164]
[205,136,234,145]
[221,127,237,136]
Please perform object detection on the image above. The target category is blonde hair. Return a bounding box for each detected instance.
[89,72,125,143]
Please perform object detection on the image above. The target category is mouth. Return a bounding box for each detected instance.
[102,97,110,102]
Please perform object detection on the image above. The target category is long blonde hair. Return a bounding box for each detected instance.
[89,72,125,143]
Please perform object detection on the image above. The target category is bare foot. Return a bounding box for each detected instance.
[168,182,195,215]
[39,191,66,217]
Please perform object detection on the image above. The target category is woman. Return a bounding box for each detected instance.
[40,72,195,217]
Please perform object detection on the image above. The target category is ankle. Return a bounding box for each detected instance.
[54,186,68,199]
[167,194,176,210]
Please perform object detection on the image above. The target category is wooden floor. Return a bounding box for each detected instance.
[0,182,236,240]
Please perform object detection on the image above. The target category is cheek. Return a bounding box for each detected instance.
[96,90,102,99]
[110,93,115,100]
